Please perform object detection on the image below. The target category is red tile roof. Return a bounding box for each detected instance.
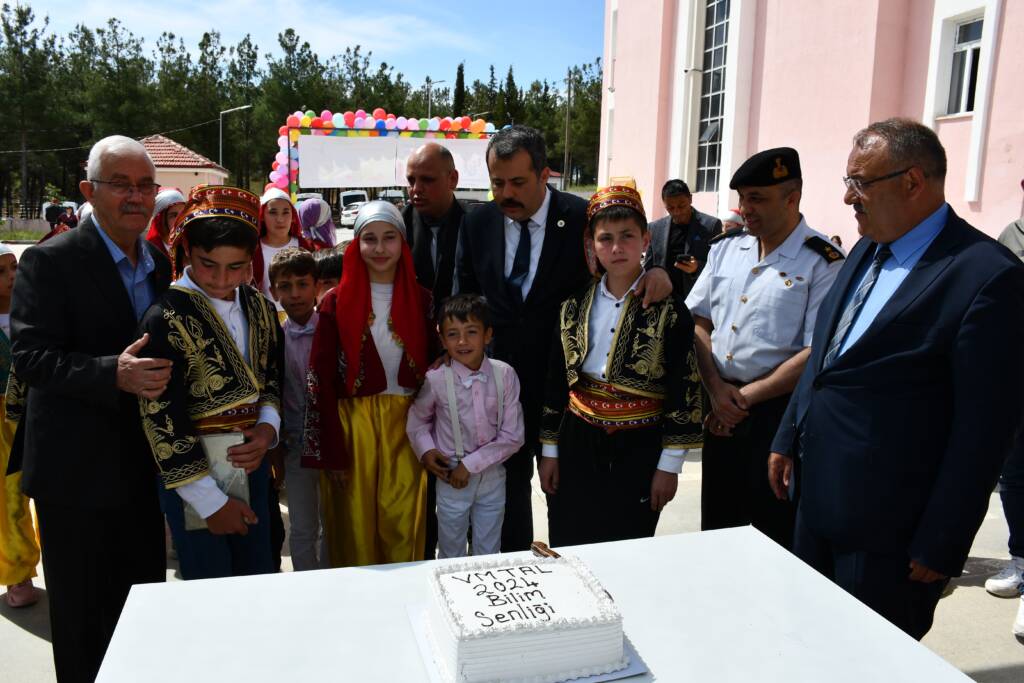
[141,134,227,173]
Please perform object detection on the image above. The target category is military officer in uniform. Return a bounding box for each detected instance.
[685,148,843,548]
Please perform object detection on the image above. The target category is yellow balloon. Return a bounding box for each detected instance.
[300,115,312,127]
[289,129,300,141]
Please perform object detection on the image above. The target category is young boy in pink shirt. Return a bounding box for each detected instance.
[407,294,524,558]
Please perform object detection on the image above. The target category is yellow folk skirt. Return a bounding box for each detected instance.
[0,398,40,586]
[321,394,426,567]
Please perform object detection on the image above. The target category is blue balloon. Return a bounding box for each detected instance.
[375,119,387,130]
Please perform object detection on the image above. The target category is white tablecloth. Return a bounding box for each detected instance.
[97,527,968,682]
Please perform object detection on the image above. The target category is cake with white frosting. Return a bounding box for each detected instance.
[425,556,628,683]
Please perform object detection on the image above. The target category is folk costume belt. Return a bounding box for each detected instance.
[568,376,663,434]
[193,403,260,435]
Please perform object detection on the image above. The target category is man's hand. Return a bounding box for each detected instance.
[704,410,734,437]
[674,257,699,274]
[117,333,173,399]
[206,498,258,536]
[634,267,673,309]
[267,445,286,490]
[709,380,749,427]
[767,452,793,501]
[650,470,678,511]
[449,462,470,489]
[908,560,947,584]
[421,449,451,481]
[429,352,451,371]
[227,423,277,474]
[538,457,559,495]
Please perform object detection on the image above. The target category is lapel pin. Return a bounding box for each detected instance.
[557,219,566,228]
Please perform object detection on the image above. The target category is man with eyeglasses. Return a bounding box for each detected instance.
[769,118,1024,640]
[11,135,172,681]
[685,147,844,550]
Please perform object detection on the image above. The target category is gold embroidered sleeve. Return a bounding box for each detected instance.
[540,302,574,445]
[138,302,207,488]
[662,298,704,450]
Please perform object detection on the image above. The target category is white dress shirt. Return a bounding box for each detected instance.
[541,273,690,474]
[503,187,551,300]
[173,268,282,518]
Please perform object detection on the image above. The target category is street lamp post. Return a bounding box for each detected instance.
[219,104,253,167]
[425,77,447,119]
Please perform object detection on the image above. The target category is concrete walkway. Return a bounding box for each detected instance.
[2,452,1023,681]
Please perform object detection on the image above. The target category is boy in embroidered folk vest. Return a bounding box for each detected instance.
[406,294,525,558]
[303,201,437,567]
[139,185,284,580]
[538,186,704,546]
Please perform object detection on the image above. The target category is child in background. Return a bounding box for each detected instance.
[407,294,524,558]
[145,187,185,260]
[539,186,703,547]
[314,246,343,303]
[303,201,435,567]
[252,188,317,305]
[0,245,41,607]
[139,186,283,580]
[298,197,337,248]
[269,247,326,570]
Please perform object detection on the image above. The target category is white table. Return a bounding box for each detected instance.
[97,527,968,682]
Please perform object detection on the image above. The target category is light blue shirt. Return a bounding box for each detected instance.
[94,219,156,321]
[836,203,948,355]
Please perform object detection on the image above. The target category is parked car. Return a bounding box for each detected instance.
[340,201,365,227]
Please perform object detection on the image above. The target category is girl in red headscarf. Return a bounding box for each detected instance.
[302,200,436,567]
[145,187,186,259]
[252,188,319,304]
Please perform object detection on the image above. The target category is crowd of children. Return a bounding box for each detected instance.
[0,180,698,595]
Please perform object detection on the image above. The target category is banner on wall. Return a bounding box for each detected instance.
[297,135,491,188]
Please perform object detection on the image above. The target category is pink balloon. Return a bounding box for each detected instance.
[355,109,366,119]
[274,174,289,189]
[320,110,332,120]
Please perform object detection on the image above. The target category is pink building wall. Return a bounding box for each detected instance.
[601,0,1024,243]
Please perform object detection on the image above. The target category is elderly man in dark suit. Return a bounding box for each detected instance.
[458,126,671,551]
[769,118,1024,640]
[644,179,722,298]
[12,135,172,682]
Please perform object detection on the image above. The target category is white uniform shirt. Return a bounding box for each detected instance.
[685,217,843,383]
[173,268,282,518]
[503,188,551,300]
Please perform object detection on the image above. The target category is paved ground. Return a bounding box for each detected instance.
[2,451,1023,681]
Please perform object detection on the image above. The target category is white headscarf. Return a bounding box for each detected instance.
[153,188,185,216]
[260,187,292,207]
[353,200,406,240]
[0,243,15,257]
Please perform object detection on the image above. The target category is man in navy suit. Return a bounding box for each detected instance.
[768,118,1024,639]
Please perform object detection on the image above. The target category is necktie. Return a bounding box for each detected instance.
[507,219,532,302]
[822,244,892,368]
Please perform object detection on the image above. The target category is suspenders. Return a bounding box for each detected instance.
[442,362,504,462]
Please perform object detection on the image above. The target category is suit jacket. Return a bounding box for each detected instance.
[403,199,468,315]
[772,209,1024,577]
[11,218,172,507]
[643,209,722,297]
[458,188,592,459]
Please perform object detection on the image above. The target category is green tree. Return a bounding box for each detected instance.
[452,62,466,116]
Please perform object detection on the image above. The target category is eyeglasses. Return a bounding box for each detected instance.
[842,167,912,197]
[89,179,160,197]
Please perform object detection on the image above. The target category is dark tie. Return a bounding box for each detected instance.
[822,244,892,368]
[507,219,531,303]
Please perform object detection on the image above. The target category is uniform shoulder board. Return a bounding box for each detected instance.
[708,227,746,245]
[803,235,845,263]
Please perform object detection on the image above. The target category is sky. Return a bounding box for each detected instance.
[33,0,605,88]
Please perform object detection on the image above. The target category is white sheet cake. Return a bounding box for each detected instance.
[425,556,628,683]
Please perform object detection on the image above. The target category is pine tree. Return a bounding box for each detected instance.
[453,62,466,116]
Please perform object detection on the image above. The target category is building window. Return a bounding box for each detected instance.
[947,18,982,115]
[696,0,729,192]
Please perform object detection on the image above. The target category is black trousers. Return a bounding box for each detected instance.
[701,393,795,548]
[547,413,662,547]
[424,472,438,560]
[794,507,948,640]
[35,496,166,683]
[500,444,535,552]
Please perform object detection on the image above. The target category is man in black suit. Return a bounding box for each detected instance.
[12,136,172,682]
[644,179,722,298]
[769,118,1024,640]
[404,143,466,313]
[403,142,468,558]
[458,126,671,551]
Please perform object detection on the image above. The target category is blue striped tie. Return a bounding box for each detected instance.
[822,244,892,368]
